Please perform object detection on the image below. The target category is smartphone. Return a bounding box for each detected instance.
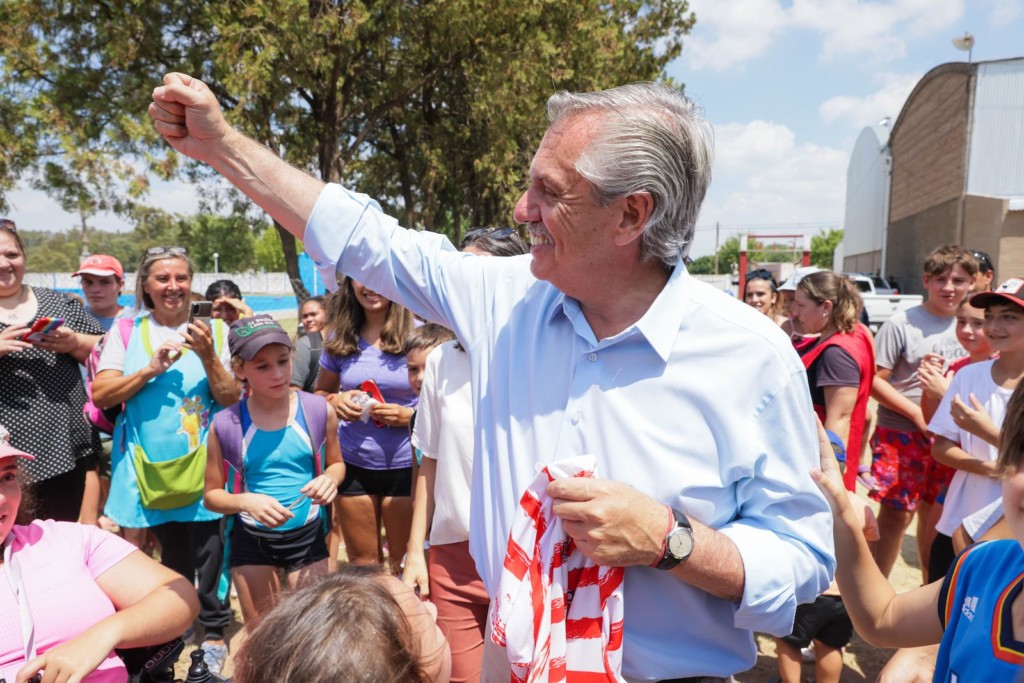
[188,301,213,328]
[20,317,65,343]
[360,380,386,427]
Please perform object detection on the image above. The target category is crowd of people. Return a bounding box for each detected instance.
[1,71,1023,683]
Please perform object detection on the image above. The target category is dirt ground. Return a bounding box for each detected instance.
[741,497,924,683]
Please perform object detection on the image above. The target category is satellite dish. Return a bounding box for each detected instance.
[952,32,975,62]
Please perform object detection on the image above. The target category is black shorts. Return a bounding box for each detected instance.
[229,517,328,572]
[780,595,853,650]
[338,463,412,497]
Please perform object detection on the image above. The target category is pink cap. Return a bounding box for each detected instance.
[73,254,124,280]
[0,425,35,461]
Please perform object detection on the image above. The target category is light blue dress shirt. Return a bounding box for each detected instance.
[305,184,835,679]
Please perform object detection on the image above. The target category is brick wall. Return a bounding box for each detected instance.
[885,198,960,294]
[889,68,971,224]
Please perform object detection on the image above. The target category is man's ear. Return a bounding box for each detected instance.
[614,192,655,247]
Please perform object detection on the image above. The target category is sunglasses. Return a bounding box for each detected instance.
[0,218,16,232]
[971,250,994,273]
[746,268,776,282]
[145,246,188,257]
[461,227,517,244]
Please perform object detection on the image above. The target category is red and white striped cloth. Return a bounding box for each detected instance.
[491,455,626,683]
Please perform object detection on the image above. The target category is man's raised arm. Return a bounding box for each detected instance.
[149,72,323,239]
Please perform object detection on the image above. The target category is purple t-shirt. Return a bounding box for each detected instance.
[320,338,417,470]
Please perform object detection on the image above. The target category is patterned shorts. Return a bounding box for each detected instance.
[868,426,955,511]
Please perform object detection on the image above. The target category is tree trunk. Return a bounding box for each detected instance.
[275,220,310,309]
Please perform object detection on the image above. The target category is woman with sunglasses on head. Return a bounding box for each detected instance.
[743,269,787,325]
[316,277,416,575]
[0,218,105,522]
[91,246,240,674]
[793,271,876,492]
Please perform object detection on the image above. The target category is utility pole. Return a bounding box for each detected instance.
[713,222,720,274]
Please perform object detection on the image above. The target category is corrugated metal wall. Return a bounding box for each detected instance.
[968,59,1024,199]
[842,127,888,261]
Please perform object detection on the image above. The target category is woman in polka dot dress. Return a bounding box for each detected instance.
[0,218,104,521]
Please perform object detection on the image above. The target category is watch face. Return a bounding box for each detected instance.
[668,528,693,559]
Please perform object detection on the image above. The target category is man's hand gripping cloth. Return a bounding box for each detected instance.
[491,455,626,682]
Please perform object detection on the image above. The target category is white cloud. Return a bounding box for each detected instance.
[684,0,964,70]
[691,120,847,255]
[819,72,919,127]
[683,0,788,71]
[983,0,1024,25]
[6,177,204,234]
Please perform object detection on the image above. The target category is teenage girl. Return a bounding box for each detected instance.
[204,315,345,627]
[316,278,416,574]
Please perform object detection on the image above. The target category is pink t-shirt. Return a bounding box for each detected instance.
[1,520,136,682]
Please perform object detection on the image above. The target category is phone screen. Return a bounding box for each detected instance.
[188,301,214,328]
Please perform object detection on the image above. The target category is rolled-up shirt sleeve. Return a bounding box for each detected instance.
[304,183,499,349]
[717,371,836,636]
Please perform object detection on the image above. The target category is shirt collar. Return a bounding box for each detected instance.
[545,259,690,363]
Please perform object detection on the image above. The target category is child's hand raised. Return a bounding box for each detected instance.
[242,493,294,528]
[301,475,339,506]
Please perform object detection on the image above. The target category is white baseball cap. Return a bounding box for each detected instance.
[778,266,823,292]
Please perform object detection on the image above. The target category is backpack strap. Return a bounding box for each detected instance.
[297,391,328,476]
[116,316,134,348]
[211,402,246,494]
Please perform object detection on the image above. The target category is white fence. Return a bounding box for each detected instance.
[25,271,295,295]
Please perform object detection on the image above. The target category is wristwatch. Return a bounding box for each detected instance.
[654,508,694,571]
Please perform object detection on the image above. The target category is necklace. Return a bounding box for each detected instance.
[0,287,27,323]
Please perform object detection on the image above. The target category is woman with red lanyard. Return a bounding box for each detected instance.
[793,271,875,491]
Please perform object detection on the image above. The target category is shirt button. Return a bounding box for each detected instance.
[571,412,582,425]
[588,352,597,361]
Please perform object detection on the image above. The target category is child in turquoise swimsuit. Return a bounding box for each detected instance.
[204,315,345,628]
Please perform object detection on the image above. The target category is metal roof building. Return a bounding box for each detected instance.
[842,57,1024,293]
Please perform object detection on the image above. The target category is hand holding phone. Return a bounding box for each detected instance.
[20,317,65,343]
[188,301,213,328]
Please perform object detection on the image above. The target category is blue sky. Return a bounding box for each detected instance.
[6,0,1024,259]
[673,0,1024,256]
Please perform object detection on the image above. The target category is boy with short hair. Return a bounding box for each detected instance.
[73,254,128,528]
[869,245,978,578]
[73,254,126,330]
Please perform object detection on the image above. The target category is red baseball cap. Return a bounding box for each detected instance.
[0,425,35,461]
[73,254,124,280]
[970,277,1024,309]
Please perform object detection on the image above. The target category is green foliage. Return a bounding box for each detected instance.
[810,228,844,268]
[177,213,262,272]
[686,254,715,275]
[0,0,696,289]
[18,207,265,274]
[716,236,741,274]
[253,226,296,272]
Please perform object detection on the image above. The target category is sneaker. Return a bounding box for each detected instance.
[801,642,816,662]
[202,640,229,675]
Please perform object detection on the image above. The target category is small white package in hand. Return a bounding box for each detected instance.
[349,391,381,423]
